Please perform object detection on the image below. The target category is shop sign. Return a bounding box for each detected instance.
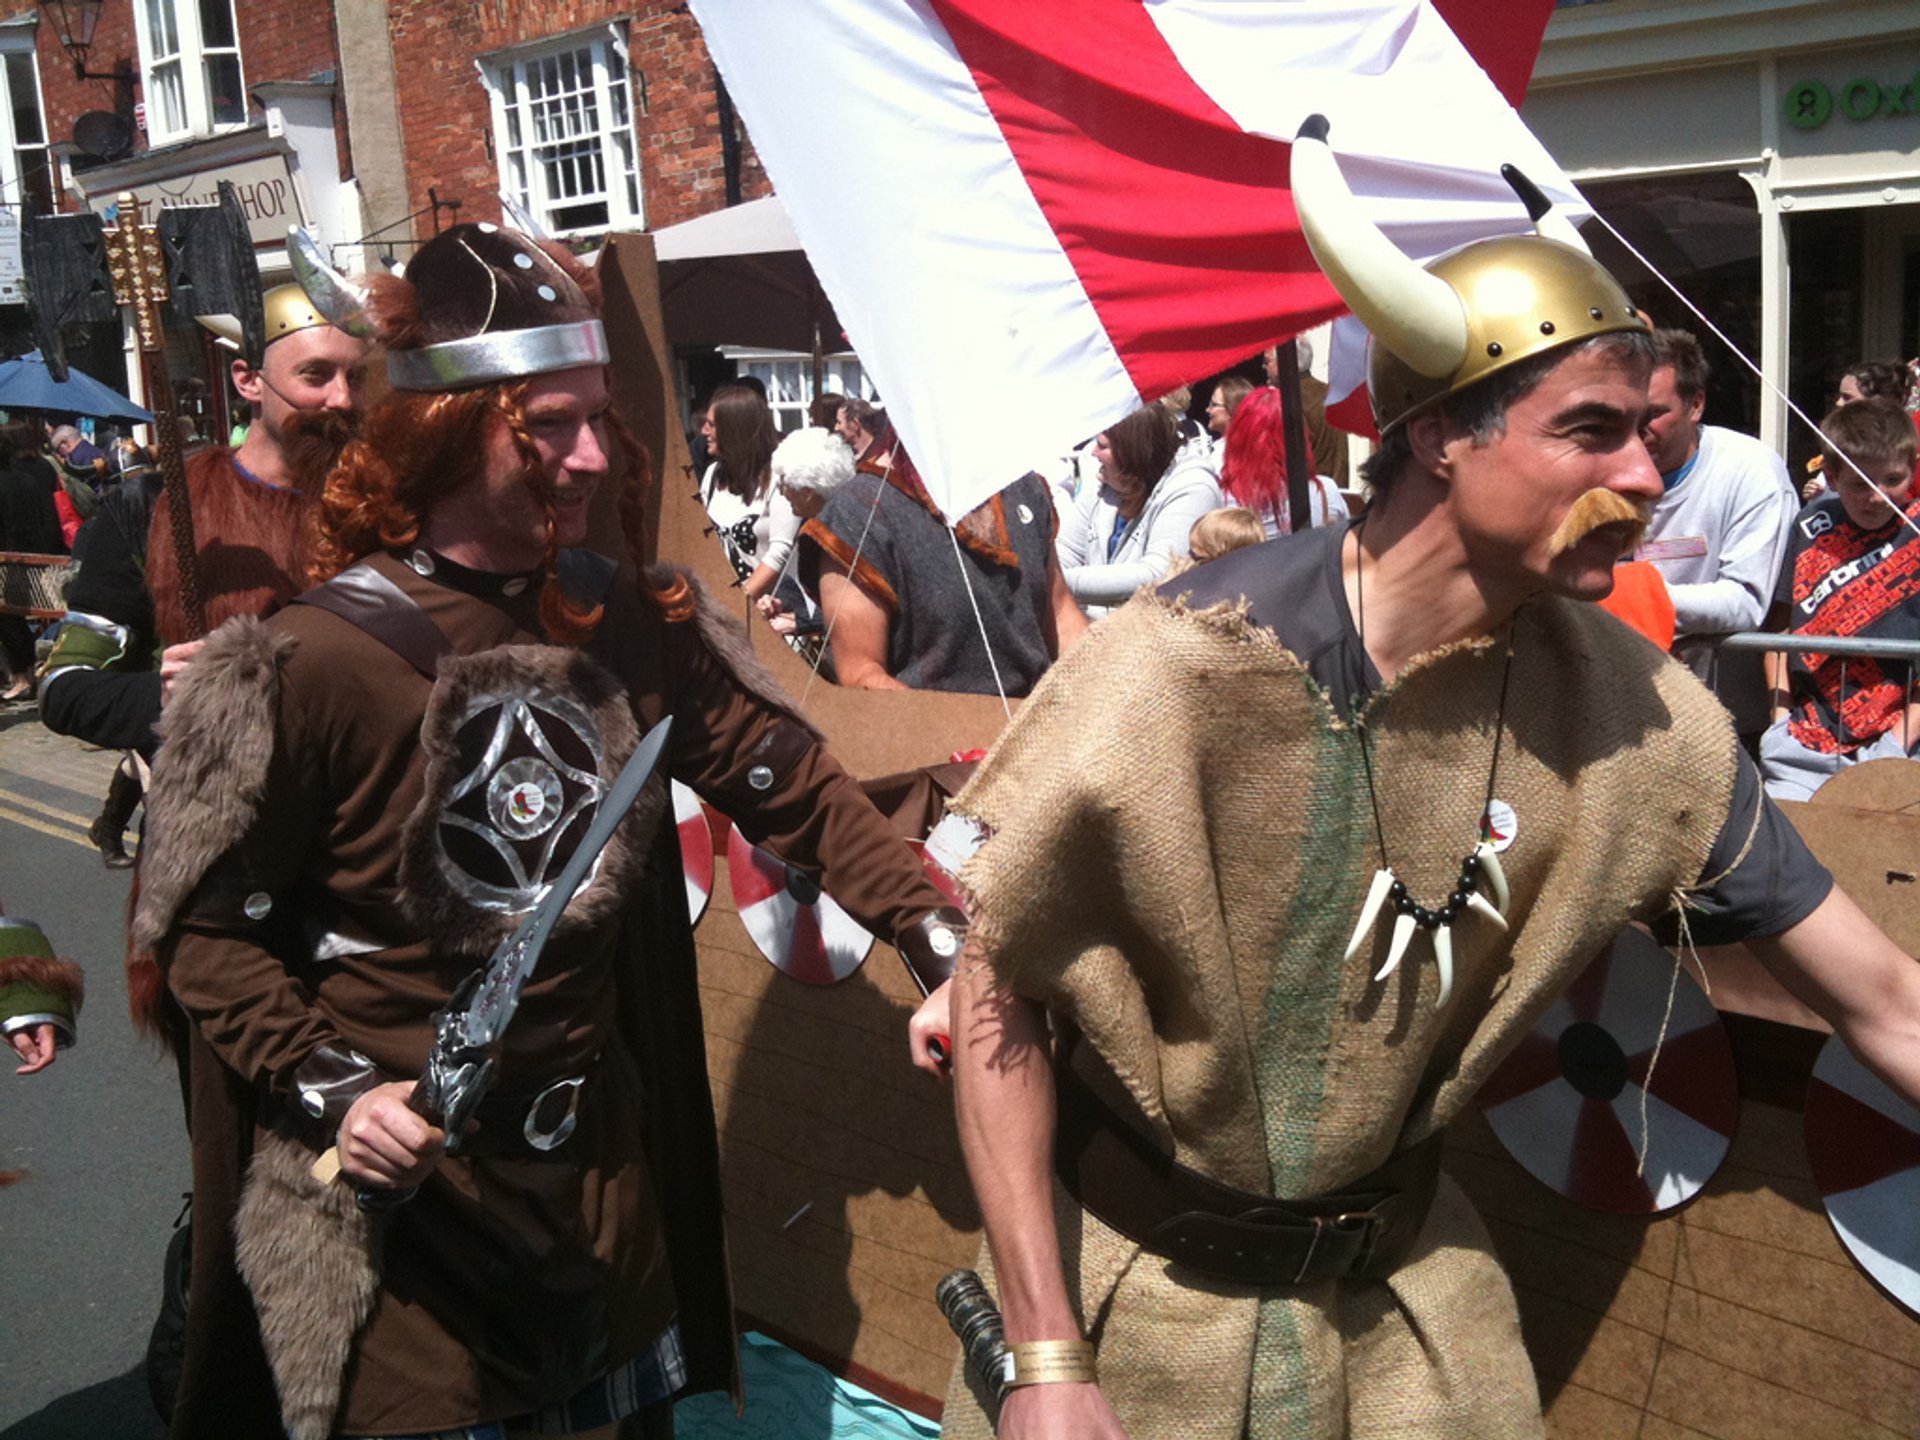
[0,205,21,305]
[87,152,305,248]
[1784,72,1920,130]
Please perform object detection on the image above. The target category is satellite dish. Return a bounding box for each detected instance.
[73,111,135,162]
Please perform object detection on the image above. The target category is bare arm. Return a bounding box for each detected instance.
[817,569,908,690]
[953,954,1127,1438]
[1748,885,1920,1104]
[1765,648,1791,723]
[742,562,782,601]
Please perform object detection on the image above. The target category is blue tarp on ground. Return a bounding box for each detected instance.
[677,1332,939,1439]
[0,352,153,424]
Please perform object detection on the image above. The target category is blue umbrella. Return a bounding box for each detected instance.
[0,351,155,424]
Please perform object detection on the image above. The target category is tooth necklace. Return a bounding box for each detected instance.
[1343,529,1514,1008]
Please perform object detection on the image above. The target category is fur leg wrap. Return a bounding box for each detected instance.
[234,1130,381,1440]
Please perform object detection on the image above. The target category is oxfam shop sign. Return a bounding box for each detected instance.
[1785,71,1919,130]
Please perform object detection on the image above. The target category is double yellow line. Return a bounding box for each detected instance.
[0,783,133,856]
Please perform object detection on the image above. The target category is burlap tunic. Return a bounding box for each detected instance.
[942,587,1739,1440]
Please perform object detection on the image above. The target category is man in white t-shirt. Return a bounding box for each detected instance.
[1635,328,1798,740]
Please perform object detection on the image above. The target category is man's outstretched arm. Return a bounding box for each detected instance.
[1748,885,1920,1102]
[952,950,1127,1439]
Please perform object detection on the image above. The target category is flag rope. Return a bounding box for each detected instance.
[1585,208,1920,546]
[801,435,902,710]
[945,521,1015,722]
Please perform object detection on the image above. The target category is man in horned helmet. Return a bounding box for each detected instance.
[941,118,1920,1439]
[40,284,367,876]
[134,224,963,1439]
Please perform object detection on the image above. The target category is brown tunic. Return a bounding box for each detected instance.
[147,445,310,648]
[156,551,950,1435]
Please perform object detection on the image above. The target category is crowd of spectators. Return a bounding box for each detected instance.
[694,334,1920,790]
[0,419,144,703]
[697,368,1352,696]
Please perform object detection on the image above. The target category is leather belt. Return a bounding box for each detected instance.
[461,1072,591,1158]
[1053,1031,1441,1288]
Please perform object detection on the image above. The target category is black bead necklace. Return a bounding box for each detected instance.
[1345,525,1515,1005]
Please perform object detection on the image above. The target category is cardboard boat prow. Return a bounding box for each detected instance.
[598,232,1920,1433]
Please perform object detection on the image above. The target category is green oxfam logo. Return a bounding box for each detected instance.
[1785,74,1920,130]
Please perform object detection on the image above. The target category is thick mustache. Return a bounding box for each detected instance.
[1548,490,1651,558]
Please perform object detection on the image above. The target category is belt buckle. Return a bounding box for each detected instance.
[523,1075,585,1152]
[1287,1210,1376,1286]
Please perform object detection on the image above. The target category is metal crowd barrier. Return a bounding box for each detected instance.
[1716,632,1920,662]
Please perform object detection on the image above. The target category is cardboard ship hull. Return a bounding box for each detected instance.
[602,234,1920,1435]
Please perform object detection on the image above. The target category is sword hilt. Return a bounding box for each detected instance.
[936,1268,1012,1408]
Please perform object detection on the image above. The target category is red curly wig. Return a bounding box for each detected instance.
[306,241,693,636]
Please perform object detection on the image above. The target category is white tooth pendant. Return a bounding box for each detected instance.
[1472,841,1510,917]
[1432,923,1455,1009]
[1344,868,1397,963]
[1464,889,1508,932]
[1375,909,1420,983]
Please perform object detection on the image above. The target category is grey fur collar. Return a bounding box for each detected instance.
[132,616,291,952]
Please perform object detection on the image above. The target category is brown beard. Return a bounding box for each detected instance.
[1548,489,1651,559]
[278,407,361,498]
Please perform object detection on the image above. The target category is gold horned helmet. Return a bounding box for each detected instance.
[1290,115,1647,435]
[195,284,334,364]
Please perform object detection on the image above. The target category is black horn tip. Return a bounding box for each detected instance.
[1500,163,1554,222]
[1296,113,1332,143]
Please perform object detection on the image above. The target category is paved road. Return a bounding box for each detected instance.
[0,708,178,1440]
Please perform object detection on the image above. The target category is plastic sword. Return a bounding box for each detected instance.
[312,714,674,1189]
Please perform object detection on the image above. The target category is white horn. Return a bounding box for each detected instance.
[1290,115,1468,380]
[1433,923,1455,1009]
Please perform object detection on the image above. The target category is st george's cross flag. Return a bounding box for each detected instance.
[691,0,1572,522]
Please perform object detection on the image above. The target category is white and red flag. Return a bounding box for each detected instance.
[691,0,1570,521]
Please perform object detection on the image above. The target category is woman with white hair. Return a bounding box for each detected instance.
[755,426,857,646]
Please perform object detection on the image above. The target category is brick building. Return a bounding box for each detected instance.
[4,2,818,434]
[5,0,358,433]
[373,1,766,246]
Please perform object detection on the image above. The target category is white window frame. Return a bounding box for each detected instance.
[716,349,877,436]
[0,31,51,217]
[131,0,247,147]
[480,24,645,239]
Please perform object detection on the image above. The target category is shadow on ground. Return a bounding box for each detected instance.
[0,1363,162,1440]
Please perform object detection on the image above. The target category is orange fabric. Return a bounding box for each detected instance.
[1598,560,1676,650]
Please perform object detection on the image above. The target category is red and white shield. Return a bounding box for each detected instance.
[672,781,714,927]
[912,811,990,913]
[726,824,873,985]
[1805,1033,1920,1316]
[1479,928,1736,1214]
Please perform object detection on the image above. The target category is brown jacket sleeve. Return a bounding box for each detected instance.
[612,574,962,987]
[157,652,353,1100]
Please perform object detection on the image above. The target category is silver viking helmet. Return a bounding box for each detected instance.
[1289,114,1647,434]
[288,221,610,391]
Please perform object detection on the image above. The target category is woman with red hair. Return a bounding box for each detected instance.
[1218,385,1349,538]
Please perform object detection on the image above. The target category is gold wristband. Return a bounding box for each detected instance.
[1002,1339,1098,1388]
